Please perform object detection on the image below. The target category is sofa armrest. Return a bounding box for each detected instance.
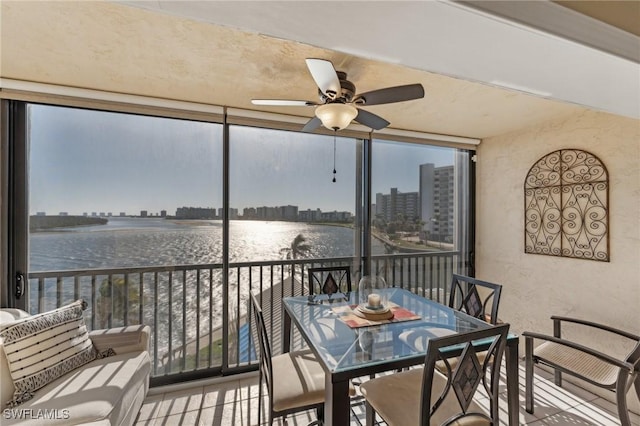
[89,325,151,355]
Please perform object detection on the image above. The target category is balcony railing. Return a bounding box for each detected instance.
[27,251,462,385]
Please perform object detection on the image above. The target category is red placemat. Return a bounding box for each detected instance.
[332,302,421,328]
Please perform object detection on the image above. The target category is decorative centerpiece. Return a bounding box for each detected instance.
[355,275,393,320]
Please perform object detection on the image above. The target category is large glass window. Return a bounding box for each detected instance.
[370,139,471,297]
[372,139,456,252]
[27,105,223,373]
[8,101,474,382]
[229,126,358,261]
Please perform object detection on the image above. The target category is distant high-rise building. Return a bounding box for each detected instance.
[160,210,167,218]
[140,210,148,218]
[59,212,68,216]
[119,212,126,217]
[83,212,88,217]
[279,205,298,221]
[242,207,257,219]
[175,207,215,219]
[91,212,97,217]
[299,208,322,222]
[36,212,46,216]
[256,206,278,220]
[107,212,112,217]
[375,188,419,222]
[217,208,238,219]
[420,163,454,242]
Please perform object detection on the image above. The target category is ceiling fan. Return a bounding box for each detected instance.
[252,58,425,132]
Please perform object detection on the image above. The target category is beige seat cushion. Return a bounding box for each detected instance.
[271,349,354,413]
[3,350,151,425]
[534,341,620,386]
[360,368,490,426]
[398,327,457,352]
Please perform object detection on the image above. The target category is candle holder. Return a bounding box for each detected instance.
[355,275,393,320]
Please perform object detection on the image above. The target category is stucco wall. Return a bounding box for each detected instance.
[476,109,640,410]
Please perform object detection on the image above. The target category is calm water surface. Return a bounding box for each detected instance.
[30,217,384,271]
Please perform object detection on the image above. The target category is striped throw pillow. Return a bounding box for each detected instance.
[0,300,97,407]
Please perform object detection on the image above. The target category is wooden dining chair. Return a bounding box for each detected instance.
[360,323,510,426]
[250,291,353,425]
[308,265,352,296]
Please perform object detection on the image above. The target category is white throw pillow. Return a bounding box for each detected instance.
[0,300,97,407]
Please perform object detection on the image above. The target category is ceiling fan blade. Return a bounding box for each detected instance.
[252,99,316,106]
[356,83,425,106]
[305,58,341,99]
[355,109,390,130]
[301,116,322,132]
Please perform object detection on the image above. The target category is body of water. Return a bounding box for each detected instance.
[30,217,386,271]
[27,218,424,363]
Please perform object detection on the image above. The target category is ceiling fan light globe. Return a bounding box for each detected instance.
[315,104,358,131]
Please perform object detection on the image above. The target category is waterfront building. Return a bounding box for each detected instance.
[280,205,298,221]
[320,210,352,222]
[175,207,215,219]
[298,208,322,222]
[375,187,419,222]
[420,163,455,242]
[242,207,257,219]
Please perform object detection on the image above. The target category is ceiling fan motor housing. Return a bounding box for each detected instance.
[319,71,356,103]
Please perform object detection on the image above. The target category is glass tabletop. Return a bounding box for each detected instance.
[283,287,493,374]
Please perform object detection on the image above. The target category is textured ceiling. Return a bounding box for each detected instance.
[1,1,627,139]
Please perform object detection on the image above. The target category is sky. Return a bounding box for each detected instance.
[29,105,453,216]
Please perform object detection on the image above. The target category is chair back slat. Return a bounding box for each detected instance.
[449,274,503,324]
[308,266,352,295]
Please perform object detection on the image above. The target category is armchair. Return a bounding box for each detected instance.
[0,305,151,426]
[524,316,640,426]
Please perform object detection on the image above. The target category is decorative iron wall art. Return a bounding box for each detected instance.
[524,149,609,261]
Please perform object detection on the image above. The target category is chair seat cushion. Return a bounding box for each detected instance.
[534,341,620,386]
[271,349,354,413]
[271,350,326,413]
[360,368,490,426]
[398,327,457,352]
[3,350,150,425]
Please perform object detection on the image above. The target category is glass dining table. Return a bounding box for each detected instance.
[282,287,519,426]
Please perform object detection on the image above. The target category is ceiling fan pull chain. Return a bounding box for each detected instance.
[332,131,337,183]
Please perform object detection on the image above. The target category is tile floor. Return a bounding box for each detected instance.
[135,363,640,426]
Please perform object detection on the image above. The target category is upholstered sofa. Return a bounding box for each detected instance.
[0,306,151,425]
